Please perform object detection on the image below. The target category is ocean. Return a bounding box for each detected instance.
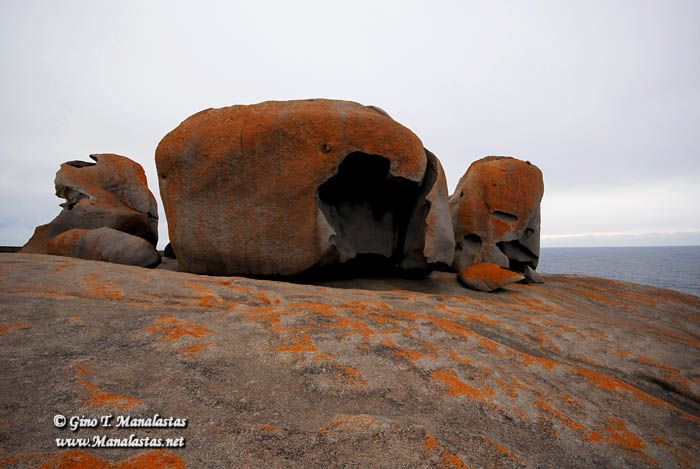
[538,246,700,297]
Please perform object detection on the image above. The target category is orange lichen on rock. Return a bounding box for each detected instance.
[536,400,587,432]
[381,338,437,363]
[431,369,494,400]
[424,433,469,469]
[604,417,646,451]
[330,414,384,431]
[147,315,211,341]
[29,449,184,469]
[256,423,281,432]
[652,436,696,467]
[635,354,680,374]
[21,153,159,255]
[482,436,522,463]
[0,321,31,334]
[184,281,224,307]
[333,364,368,386]
[571,365,700,423]
[84,273,124,299]
[74,364,143,410]
[516,352,558,370]
[450,156,543,271]
[181,342,211,354]
[156,99,454,277]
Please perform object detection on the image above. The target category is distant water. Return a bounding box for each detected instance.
[538,246,700,297]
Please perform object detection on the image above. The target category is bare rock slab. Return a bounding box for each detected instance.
[1,254,698,467]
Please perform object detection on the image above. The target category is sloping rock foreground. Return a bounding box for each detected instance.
[1,254,698,468]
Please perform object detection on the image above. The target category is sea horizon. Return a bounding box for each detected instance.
[539,245,700,297]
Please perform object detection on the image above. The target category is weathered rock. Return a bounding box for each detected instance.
[21,154,159,253]
[47,227,161,268]
[1,253,699,467]
[522,265,545,284]
[457,262,525,292]
[450,156,543,273]
[156,99,454,276]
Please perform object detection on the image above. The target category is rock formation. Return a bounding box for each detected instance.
[22,154,159,253]
[47,227,161,268]
[457,262,525,292]
[450,156,543,274]
[156,99,454,276]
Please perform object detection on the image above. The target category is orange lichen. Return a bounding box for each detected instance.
[431,369,494,400]
[425,435,439,449]
[147,315,211,341]
[636,354,680,374]
[78,379,142,409]
[478,337,500,351]
[0,321,31,334]
[330,414,383,431]
[447,351,474,367]
[181,342,211,354]
[73,365,143,410]
[334,365,368,385]
[652,436,695,467]
[84,274,124,299]
[424,433,468,469]
[74,363,93,377]
[254,290,281,305]
[27,449,184,468]
[604,417,645,451]
[52,263,76,271]
[312,353,336,362]
[184,281,224,307]
[517,353,558,369]
[495,379,518,398]
[536,401,586,432]
[382,338,437,363]
[482,436,521,462]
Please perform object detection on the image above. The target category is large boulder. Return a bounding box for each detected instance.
[450,156,543,272]
[156,99,454,276]
[22,154,159,253]
[47,227,161,268]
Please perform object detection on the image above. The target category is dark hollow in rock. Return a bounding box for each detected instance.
[316,152,421,275]
[163,242,176,258]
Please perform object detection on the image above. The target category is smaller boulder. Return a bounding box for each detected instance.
[47,227,161,268]
[457,263,525,292]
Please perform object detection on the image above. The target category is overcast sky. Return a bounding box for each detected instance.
[1,0,698,248]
